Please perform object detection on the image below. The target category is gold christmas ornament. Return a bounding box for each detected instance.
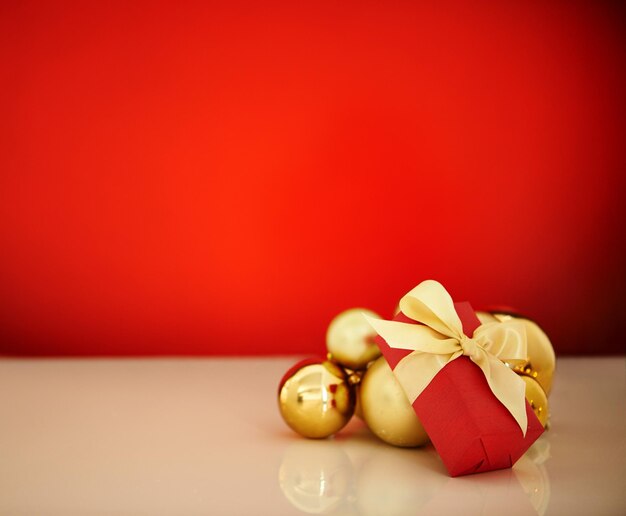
[326,308,382,370]
[521,375,549,427]
[359,357,429,447]
[278,359,356,439]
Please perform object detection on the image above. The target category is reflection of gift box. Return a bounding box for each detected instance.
[376,302,544,477]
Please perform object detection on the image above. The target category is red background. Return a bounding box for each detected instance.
[1,1,625,356]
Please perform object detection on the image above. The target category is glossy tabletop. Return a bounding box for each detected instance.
[0,357,624,515]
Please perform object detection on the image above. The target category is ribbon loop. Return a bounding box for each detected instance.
[365,280,529,435]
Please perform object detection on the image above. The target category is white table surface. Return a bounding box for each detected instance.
[0,356,624,516]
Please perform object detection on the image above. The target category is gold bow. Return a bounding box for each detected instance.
[364,280,529,435]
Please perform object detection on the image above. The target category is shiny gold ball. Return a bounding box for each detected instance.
[326,308,382,370]
[521,375,549,427]
[490,313,556,396]
[360,357,429,447]
[278,359,356,439]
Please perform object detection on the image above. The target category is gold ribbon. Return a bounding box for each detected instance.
[364,280,529,435]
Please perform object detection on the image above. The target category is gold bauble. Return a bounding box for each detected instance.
[326,308,382,370]
[490,313,556,396]
[360,357,429,447]
[521,375,549,427]
[278,359,356,439]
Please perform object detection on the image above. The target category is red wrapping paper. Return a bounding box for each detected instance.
[376,302,544,476]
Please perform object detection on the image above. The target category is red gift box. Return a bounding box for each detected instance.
[376,302,544,477]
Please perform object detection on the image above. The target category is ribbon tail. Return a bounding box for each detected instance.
[393,352,454,404]
[478,354,529,436]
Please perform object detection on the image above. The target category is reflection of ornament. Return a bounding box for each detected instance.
[360,357,429,447]
[521,375,549,427]
[278,359,355,438]
[326,308,382,370]
[278,441,353,514]
[514,439,552,516]
[524,436,551,465]
[476,311,556,395]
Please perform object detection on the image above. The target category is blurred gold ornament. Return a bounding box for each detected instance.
[326,308,382,370]
[360,357,429,447]
[521,375,549,427]
[278,359,356,439]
